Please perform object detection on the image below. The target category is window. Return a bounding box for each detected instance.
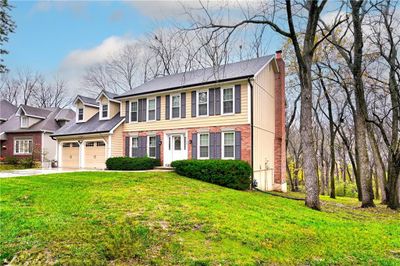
[86,142,95,147]
[96,141,105,147]
[78,108,84,121]
[174,136,181,151]
[197,91,208,116]
[222,88,234,114]
[14,139,33,155]
[222,132,235,159]
[62,143,70,148]
[20,116,29,128]
[71,143,79,147]
[147,98,156,121]
[171,94,181,118]
[101,104,108,119]
[131,137,138,157]
[198,133,209,159]
[148,136,156,158]
[130,101,138,122]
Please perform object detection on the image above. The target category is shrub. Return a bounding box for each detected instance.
[19,158,35,168]
[106,157,160,170]
[335,182,358,198]
[171,159,252,190]
[4,156,19,165]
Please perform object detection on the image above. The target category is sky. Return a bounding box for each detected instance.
[5,0,283,93]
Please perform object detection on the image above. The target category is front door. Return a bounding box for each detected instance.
[164,133,187,166]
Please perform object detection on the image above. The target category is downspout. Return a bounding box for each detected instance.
[248,77,255,189]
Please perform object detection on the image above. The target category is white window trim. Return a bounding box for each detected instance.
[77,108,84,122]
[170,93,181,120]
[129,100,138,123]
[197,90,209,117]
[146,98,156,122]
[197,132,209,159]
[147,135,156,158]
[222,131,235,160]
[20,116,29,128]
[14,138,33,155]
[130,136,139,157]
[221,86,235,115]
[99,103,109,120]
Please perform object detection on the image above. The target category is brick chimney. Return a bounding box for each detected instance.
[274,50,286,192]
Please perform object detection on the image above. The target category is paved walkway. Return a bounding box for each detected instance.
[0,168,92,178]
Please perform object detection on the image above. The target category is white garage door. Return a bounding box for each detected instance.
[84,141,106,169]
[61,142,80,168]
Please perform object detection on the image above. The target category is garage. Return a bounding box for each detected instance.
[61,142,80,168]
[84,141,106,169]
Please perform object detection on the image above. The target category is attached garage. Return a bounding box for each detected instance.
[61,142,80,168]
[84,141,106,169]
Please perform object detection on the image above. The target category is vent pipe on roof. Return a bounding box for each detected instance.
[275,50,283,59]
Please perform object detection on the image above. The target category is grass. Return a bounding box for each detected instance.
[0,172,399,265]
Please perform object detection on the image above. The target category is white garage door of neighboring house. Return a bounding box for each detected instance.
[84,141,106,169]
[61,142,80,168]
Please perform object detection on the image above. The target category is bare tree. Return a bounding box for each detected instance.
[32,76,69,108]
[0,74,19,104]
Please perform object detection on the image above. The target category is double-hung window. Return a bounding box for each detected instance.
[222,87,234,114]
[14,138,33,155]
[222,132,235,159]
[130,101,138,122]
[198,133,209,159]
[78,108,84,121]
[101,104,108,119]
[197,90,208,116]
[131,137,138,157]
[147,98,156,121]
[148,136,156,158]
[171,94,181,118]
[21,116,29,128]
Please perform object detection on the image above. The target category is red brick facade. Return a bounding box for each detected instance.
[1,132,42,161]
[123,124,251,166]
[274,51,286,188]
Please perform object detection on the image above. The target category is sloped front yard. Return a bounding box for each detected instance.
[0,172,399,265]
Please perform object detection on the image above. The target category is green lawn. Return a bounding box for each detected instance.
[0,172,399,265]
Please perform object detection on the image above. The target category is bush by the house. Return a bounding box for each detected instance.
[4,156,19,165]
[19,158,36,168]
[106,157,160,170]
[171,160,252,190]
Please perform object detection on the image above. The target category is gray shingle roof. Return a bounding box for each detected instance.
[0,100,17,121]
[19,104,52,118]
[103,90,118,99]
[55,109,75,121]
[76,95,99,106]
[0,107,76,134]
[116,55,274,98]
[51,113,124,137]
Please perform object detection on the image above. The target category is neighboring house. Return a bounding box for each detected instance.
[0,103,75,165]
[0,99,18,125]
[52,51,286,192]
[51,91,125,169]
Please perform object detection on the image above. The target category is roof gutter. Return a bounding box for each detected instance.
[115,75,254,99]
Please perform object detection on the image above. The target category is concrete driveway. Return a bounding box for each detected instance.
[0,168,94,178]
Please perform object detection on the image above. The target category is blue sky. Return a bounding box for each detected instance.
[5,1,283,92]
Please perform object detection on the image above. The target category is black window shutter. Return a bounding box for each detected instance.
[181,92,186,118]
[140,136,147,157]
[215,88,221,115]
[235,85,241,113]
[165,95,170,120]
[191,91,196,117]
[142,99,147,121]
[215,132,221,159]
[235,131,241,160]
[209,132,215,159]
[156,96,161,121]
[209,88,215,116]
[155,135,161,159]
[191,133,197,159]
[125,101,129,123]
[138,100,143,122]
[125,136,130,157]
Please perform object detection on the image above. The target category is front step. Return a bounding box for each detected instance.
[154,166,174,171]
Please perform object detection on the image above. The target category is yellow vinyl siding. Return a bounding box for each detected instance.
[76,100,98,122]
[252,62,276,191]
[122,80,249,132]
[111,124,123,157]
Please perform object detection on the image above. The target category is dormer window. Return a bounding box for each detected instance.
[101,104,108,119]
[21,116,29,128]
[78,108,84,121]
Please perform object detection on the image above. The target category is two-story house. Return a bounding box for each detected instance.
[52,52,286,192]
[0,102,75,166]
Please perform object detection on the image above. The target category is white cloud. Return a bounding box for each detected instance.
[58,35,137,95]
[30,0,88,16]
